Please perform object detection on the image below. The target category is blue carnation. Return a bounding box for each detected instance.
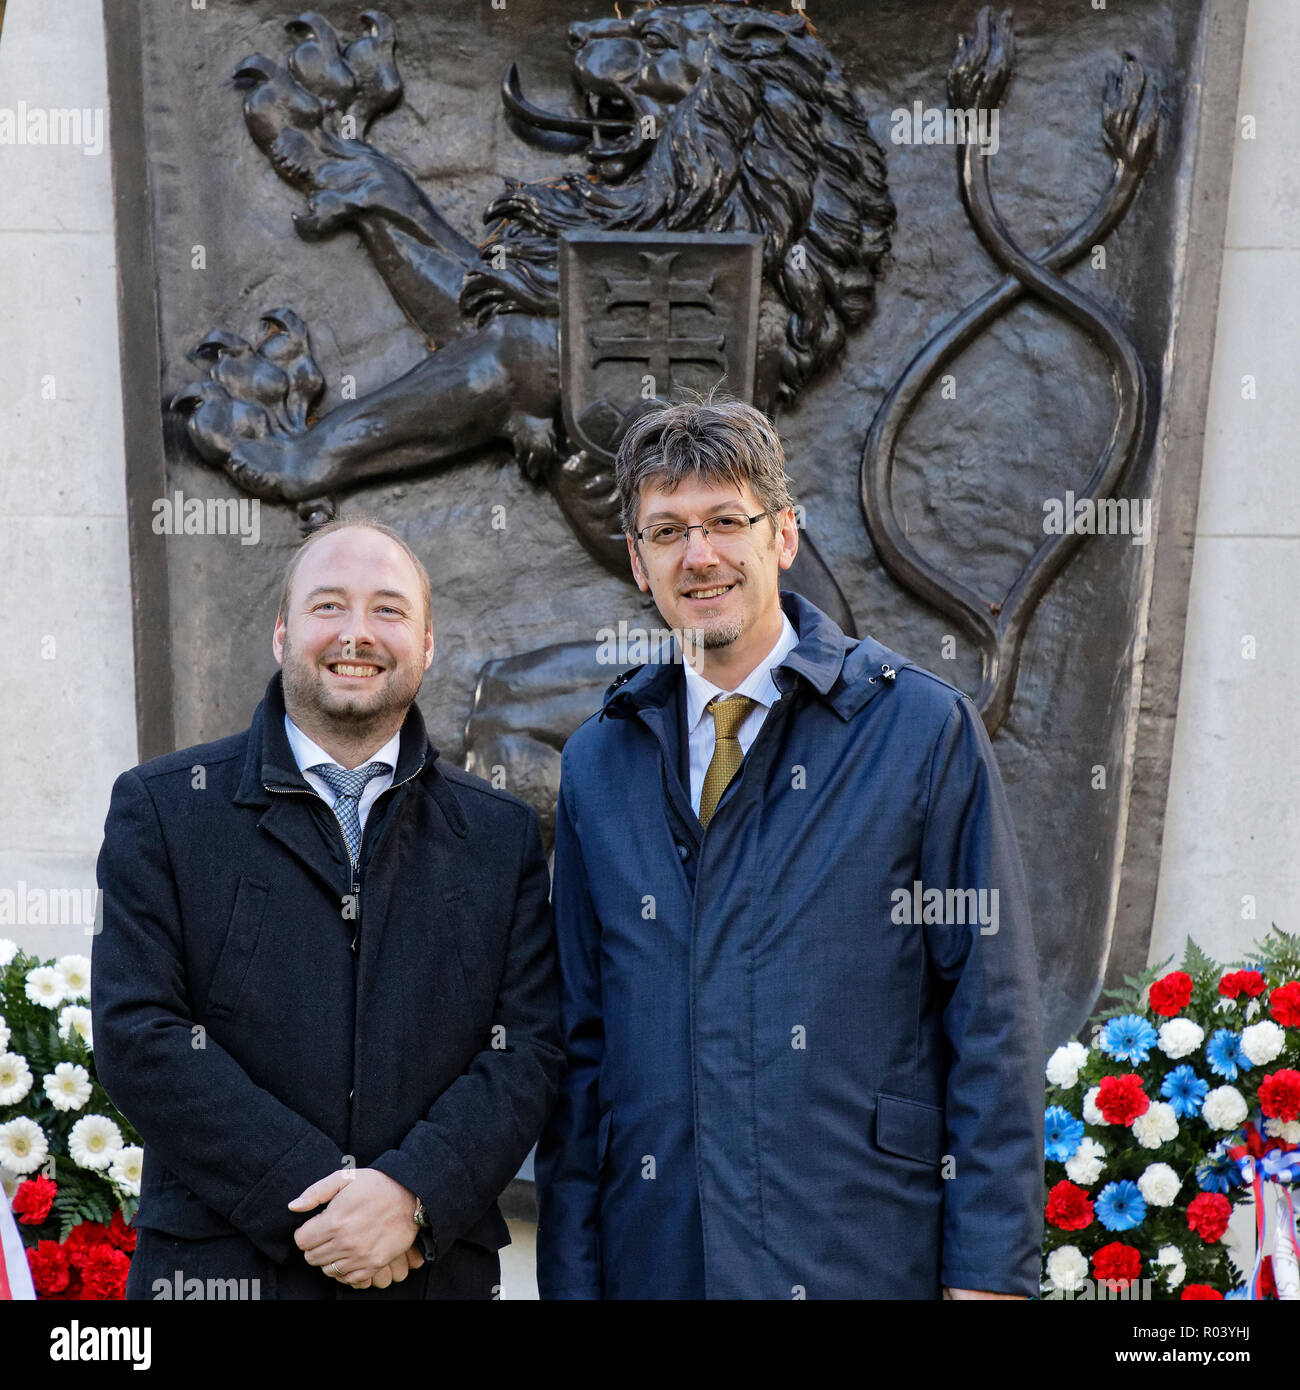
[1206,1029,1250,1081]
[1095,1179,1147,1232]
[1044,1105,1084,1162]
[1196,1142,1239,1194]
[1099,1013,1159,1064]
[1160,1065,1209,1119]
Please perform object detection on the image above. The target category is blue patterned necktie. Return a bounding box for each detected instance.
[308,761,391,866]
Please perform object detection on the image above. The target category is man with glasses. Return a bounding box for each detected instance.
[535,394,1043,1300]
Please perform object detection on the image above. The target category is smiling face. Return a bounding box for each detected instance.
[272,526,433,752]
[628,473,798,680]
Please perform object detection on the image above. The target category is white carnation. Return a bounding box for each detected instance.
[1082,1086,1104,1125]
[68,1114,123,1171]
[57,1004,93,1050]
[0,1014,8,1053]
[43,1061,92,1112]
[0,1051,33,1105]
[1132,1101,1179,1149]
[1065,1136,1106,1185]
[0,938,16,968]
[24,965,66,1009]
[1046,1041,1089,1088]
[56,954,91,1000]
[1155,1244,1186,1290]
[109,1145,143,1198]
[1138,1162,1181,1207]
[0,1117,48,1175]
[1240,1020,1285,1066]
[1263,1118,1300,1144]
[1202,1085,1248,1131]
[1158,1017,1204,1059]
[1046,1244,1089,1291]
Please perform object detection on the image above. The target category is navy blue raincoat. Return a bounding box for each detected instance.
[535,593,1043,1299]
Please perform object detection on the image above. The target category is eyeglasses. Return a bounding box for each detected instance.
[633,511,774,547]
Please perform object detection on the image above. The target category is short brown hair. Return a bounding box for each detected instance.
[277,515,433,630]
[614,389,796,535]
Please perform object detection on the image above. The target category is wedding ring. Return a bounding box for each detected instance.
[326,1261,340,1278]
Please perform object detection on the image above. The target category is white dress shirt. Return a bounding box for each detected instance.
[283,714,400,838]
[682,613,799,815]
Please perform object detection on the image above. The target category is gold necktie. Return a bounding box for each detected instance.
[699,695,755,828]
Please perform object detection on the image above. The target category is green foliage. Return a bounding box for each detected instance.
[1094,955,1173,1023]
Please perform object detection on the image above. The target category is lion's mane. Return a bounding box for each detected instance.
[458,6,893,406]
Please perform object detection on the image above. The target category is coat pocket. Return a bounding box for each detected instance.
[204,878,270,1020]
[875,1092,946,1166]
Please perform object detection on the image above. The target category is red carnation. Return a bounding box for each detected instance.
[1270,981,1300,1028]
[64,1220,111,1268]
[1219,970,1267,1000]
[106,1208,138,1253]
[1187,1191,1232,1243]
[1259,1068,1300,1124]
[26,1239,70,1296]
[12,1175,57,1226]
[1149,970,1193,1016]
[1096,1072,1150,1126]
[1045,1179,1094,1231]
[1092,1242,1142,1288]
[1181,1284,1224,1300]
[79,1243,131,1300]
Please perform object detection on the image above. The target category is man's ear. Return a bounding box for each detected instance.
[777,507,799,572]
[423,624,435,671]
[626,534,651,593]
[272,614,287,664]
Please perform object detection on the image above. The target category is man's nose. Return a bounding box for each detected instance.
[681,526,720,568]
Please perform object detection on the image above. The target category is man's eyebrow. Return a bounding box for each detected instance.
[641,501,747,522]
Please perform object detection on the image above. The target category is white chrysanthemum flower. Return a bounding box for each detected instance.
[1138,1162,1181,1207]
[43,1061,92,1112]
[1082,1086,1104,1125]
[0,1014,9,1053]
[0,938,17,968]
[0,1117,48,1175]
[1155,1244,1186,1290]
[24,965,66,1010]
[1245,997,1262,1022]
[1066,1136,1107,1185]
[1046,1041,1089,1088]
[68,1114,123,1170]
[1133,1101,1179,1149]
[57,1004,93,1051]
[1158,1017,1204,1059]
[109,1145,143,1198]
[1046,1244,1089,1291]
[1241,1020,1285,1066]
[1203,1085,1248,1131]
[56,954,91,1000]
[1264,1117,1300,1144]
[0,1051,34,1105]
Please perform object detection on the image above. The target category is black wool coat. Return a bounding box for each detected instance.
[92,673,562,1299]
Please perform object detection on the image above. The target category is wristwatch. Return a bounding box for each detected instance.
[413,1196,428,1230]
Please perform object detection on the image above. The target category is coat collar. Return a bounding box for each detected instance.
[234,673,465,835]
[601,592,909,724]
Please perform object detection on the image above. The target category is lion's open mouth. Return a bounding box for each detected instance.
[501,62,640,162]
